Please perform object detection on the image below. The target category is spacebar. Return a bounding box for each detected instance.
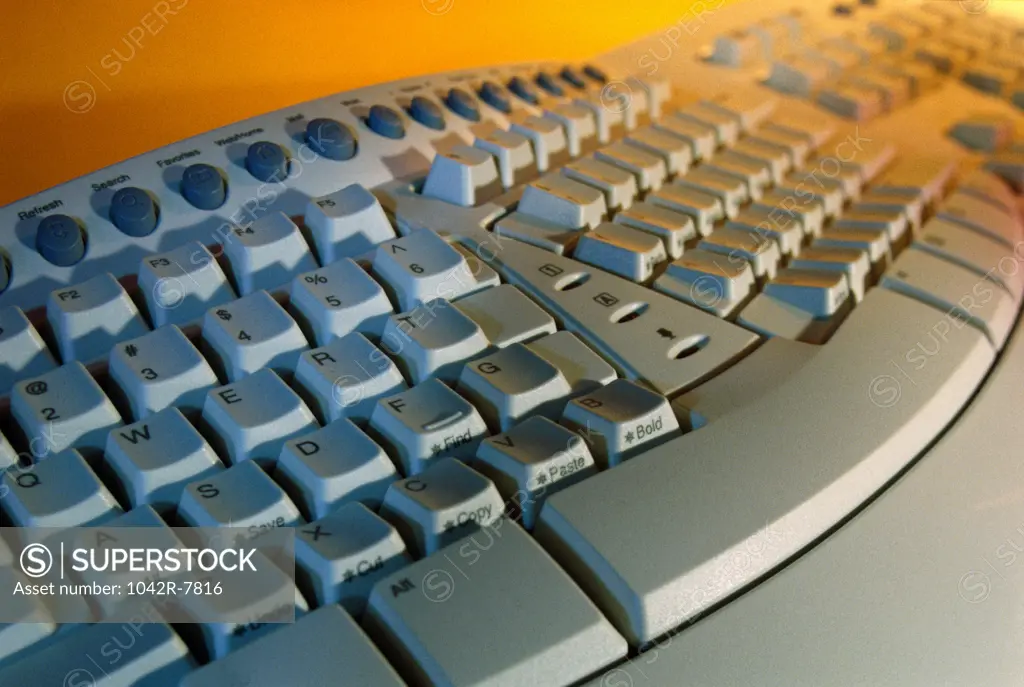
[535,287,995,646]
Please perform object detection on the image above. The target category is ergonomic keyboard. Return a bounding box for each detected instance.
[2,0,1024,684]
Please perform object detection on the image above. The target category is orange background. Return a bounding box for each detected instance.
[0,0,730,208]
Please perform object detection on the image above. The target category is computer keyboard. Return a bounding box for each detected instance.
[2,0,1024,684]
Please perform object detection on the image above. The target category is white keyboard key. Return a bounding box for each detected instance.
[510,115,570,171]
[777,170,846,218]
[181,605,404,687]
[369,378,489,475]
[304,183,398,264]
[726,210,803,258]
[380,457,503,556]
[493,212,582,256]
[624,127,692,176]
[817,83,884,121]
[275,419,398,520]
[457,343,572,432]
[202,368,317,469]
[937,191,1022,248]
[614,202,695,259]
[790,246,871,302]
[178,459,303,530]
[1,448,121,527]
[525,331,617,397]
[648,184,724,237]
[371,229,480,310]
[105,407,224,511]
[766,56,831,96]
[12,362,122,459]
[574,221,667,282]
[108,325,219,420]
[574,92,625,143]
[176,550,307,661]
[881,248,1015,347]
[474,128,537,189]
[855,191,923,233]
[562,157,638,210]
[0,306,56,392]
[0,615,193,687]
[48,273,149,365]
[746,126,809,167]
[518,175,607,230]
[295,503,411,613]
[223,211,318,295]
[816,228,891,275]
[764,268,851,317]
[475,416,597,529]
[653,116,716,161]
[201,290,309,382]
[834,208,909,247]
[703,151,771,201]
[730,138,791,184]
[674,168,747,218]
[653,249,756,316]
[294,332,407,425]
[748,190,826,239]
[561,379,681,468]
[365,520,626,685]
[673,103,740,146]
[454,283,556,348]
[595,141,668,192]
[545,103,599,157]
[139,241,236,330]
[703,91,776,133]
[422,145,502,207]
[289,257,395,345]
[382,298,489,384]
[700,227,783,280]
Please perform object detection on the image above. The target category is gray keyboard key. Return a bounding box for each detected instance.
[0,567,56,665]
[289,257,395,345]
[648,184,723,237]
[562,157,638,210]
[108,324,219,421]
[0,613,194,687]
[517,175,607,230]
[364,519,627,686]
[222,211,318,295]
[422,145,502,207]
[561,379,681,468]
[201,368,318,469]
[105,407,224,511]
[457,343,571,432]
[700,226,783,280]
[653,248,756,317]
[181,605,404,687]
[474,128,537,189]
[453,284,556,348]
[510,115,570,172]
[383,298,489,385]
[674,168,747,218]
[0,429,17,470]
[48,273,150,365]
[0,306,57,393]
[1,448,122,528]
[138,241,236,331]
[573,221,667,282]
[614,201,695,259]
[748,191,825,239]
[369,378,489,475]
[275,419,397,520]
[726,210,804,258]
[303,184,397,264]
[493,211,583,255]
[790,246,871,302]
[381,457,503,556]
[371,229,489,310]
[544,103,599,157]
[293,332,408,424]
[178,459,303,530]
[703,150,772,201]
[12,361,123,459]
[595,141,667,192]
[624,127,692,176]
[295,502,411,613]
[653,115,716,160]
[475,416,597,529]
[525,331,617,397]
[201,290,309,382]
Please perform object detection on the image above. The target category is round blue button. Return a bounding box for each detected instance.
[181,163,227,210]
[583,64,608,84]
[507,76,539,105]
[306,118,357,161]
[367,105,406,139]
[246,141,290,182]
[444,88,480,121]
[36,214,86,266]
[535,72,565,97]
[408,96,446,130]
[109,186,159,237]
[559,66,586,90]
[478,81,511,113]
